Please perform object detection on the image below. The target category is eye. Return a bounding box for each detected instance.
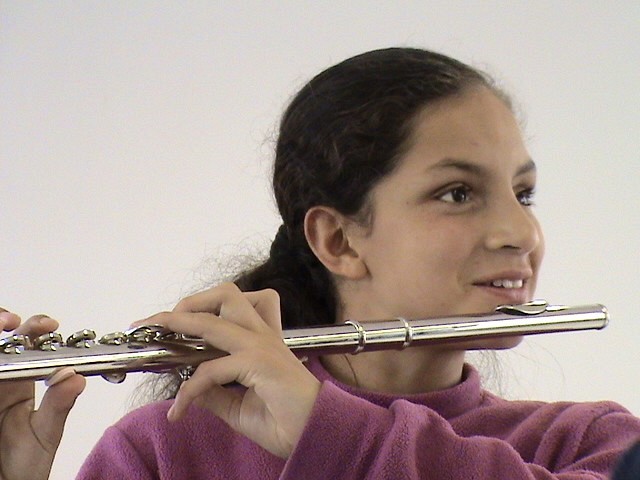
[438,185,472,204]
[517,188,536,206]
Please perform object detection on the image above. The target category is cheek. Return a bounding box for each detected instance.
[396,223,477,295]
[402,224,471,270]
[530,223,545,279]
[536,227,546,264]
[429,222,480,268]
[530,214,545,259]
[365,213,478,287]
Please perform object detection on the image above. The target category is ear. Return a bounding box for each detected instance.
[304,206,368,280]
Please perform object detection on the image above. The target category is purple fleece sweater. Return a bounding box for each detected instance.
[77,360,640,479]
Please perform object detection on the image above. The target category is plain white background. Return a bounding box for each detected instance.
[1,2,638,478]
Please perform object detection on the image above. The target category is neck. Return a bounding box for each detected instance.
[320,347,466,394]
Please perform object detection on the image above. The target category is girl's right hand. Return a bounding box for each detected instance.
[0,309,86,480]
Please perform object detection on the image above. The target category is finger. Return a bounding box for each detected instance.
[172,382,248,443]
[0,308,21,331]
[138,311,266,355]
[14,315,60,339]
[173,283,277,333]
[0,380,37,411]
[31,374,86,452]
[243,290,282,333]
[191,383,243,428]
[168,355,245,421]
[169,382,242,425]
[45,367,77,387]
[173,282,241,315]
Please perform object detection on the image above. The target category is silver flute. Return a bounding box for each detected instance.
[0,301,608,384]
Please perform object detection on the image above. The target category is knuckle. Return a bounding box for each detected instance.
[218,282,241,296]
[262,288,280,303]
[190,282,241,307]
[174,296,195,312]
[178,378,199,397]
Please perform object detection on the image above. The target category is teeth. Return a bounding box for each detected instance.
[491,279,524,289]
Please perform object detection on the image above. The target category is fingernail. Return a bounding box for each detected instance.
[45,367,77,387]
[25,314,50,326]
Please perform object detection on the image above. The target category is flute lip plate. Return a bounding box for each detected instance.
[495,300,553,316]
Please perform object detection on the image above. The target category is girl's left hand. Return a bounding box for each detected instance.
[133,282,321,459]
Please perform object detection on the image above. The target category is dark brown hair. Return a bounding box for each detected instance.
[235,47,502,329]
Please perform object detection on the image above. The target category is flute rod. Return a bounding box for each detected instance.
[0,302,609,383]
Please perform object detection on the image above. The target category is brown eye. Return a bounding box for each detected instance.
[439,186,471,204]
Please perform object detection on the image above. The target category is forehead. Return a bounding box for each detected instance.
[398,87,528,173]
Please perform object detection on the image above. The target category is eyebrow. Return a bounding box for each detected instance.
[427,157,537,178]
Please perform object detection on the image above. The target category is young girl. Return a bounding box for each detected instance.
[1,47,639,479]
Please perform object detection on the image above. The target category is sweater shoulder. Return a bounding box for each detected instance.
[476,390,634,435]
[471,392,640,467]
[480,390,632,420]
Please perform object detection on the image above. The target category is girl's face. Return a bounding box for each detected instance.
[345,87,544,324]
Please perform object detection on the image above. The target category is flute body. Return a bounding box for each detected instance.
[0,301,608,383]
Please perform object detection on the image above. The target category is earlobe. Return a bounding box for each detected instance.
[304,207,368,280]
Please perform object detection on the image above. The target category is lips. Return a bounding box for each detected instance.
[473,272,532,304]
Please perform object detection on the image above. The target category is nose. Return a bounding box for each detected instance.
[484,195,541,254]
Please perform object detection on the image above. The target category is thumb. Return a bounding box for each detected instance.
[31,374,86,452]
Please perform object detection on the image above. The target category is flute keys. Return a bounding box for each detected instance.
[177,365,195,381]
[0,334,31,354]
[34,332,64,351]
[98,331,127,345]
[125,325,167,344]
[66,329,97,348]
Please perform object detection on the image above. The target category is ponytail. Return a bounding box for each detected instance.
[234,224,337,329]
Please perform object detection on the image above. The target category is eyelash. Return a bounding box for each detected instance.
[436,185,536,206]
[517,188,536,206]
